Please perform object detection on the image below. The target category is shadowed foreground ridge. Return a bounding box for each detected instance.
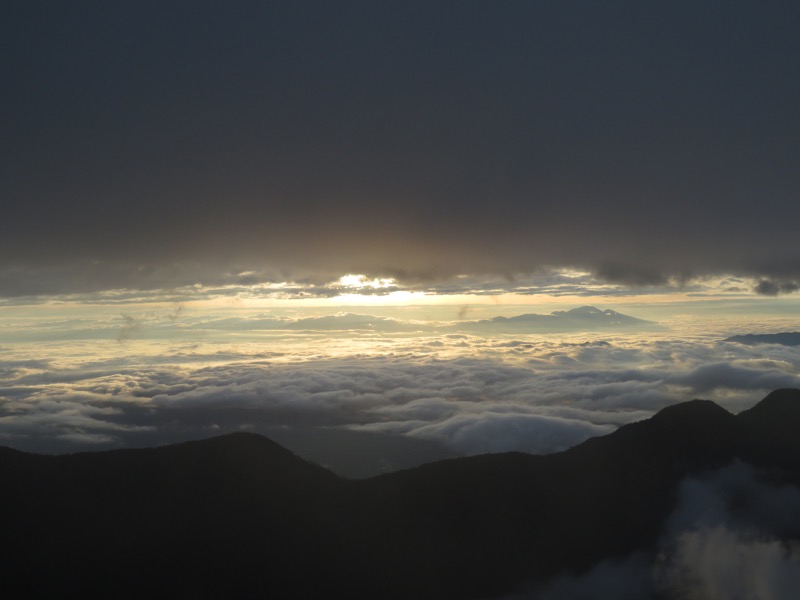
[3,390,800,599]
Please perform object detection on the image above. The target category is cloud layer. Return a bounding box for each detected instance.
[4,321,800,475]
[3,3,800,295]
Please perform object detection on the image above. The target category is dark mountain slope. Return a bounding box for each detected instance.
[736,388,800,478]
[0,433,348,598]
[351,400,743,598]
[2,391,800,599]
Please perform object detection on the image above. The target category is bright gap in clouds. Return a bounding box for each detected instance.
[329,273,429,306]
[336,274,396,289]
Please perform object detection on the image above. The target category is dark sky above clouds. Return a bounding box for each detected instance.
[3,1,800,296]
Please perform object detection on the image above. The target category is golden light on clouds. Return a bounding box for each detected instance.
[336,274,397,289]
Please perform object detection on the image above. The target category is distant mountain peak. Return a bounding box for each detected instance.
[464,305,664,333]
[551,305,638,320]
[565,305,615,315]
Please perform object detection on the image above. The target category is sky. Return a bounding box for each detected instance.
[3,2,800,476]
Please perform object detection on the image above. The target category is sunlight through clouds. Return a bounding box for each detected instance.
[336,274,397,289]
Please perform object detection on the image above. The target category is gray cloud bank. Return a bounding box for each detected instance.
[3,2,800,296]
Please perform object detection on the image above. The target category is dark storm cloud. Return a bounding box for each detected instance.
[755,279,800,296]
[3,2,800,295]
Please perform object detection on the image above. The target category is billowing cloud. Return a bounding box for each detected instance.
[399,412,613,455]
[658,463,800,600]
[518,462,800,599]
[664,527,800,600]
[666,362,800,394]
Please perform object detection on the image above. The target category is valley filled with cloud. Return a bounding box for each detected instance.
[4,303,800,477]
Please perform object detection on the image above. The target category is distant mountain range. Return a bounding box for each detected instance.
[457,305,665,333]
[725,332,800,346]
[196,305,663,334]
[203,312,422,332]
[3,389,799,598]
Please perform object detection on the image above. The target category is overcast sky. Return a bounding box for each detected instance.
[3,1,800,297]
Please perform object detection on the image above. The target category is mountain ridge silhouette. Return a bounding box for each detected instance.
[3,389,800,598]
[457,305,666,333]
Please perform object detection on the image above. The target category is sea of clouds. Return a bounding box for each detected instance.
[5,308,800,598]
[3,309,800,477]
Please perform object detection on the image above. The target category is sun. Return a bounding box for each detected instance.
[336,274,397,290]
[325,274,426,305]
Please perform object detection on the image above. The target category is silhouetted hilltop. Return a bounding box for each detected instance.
[736,388,800,474]
[575,398,740,463]
[738,388,800,421]
[3,391,800,598]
